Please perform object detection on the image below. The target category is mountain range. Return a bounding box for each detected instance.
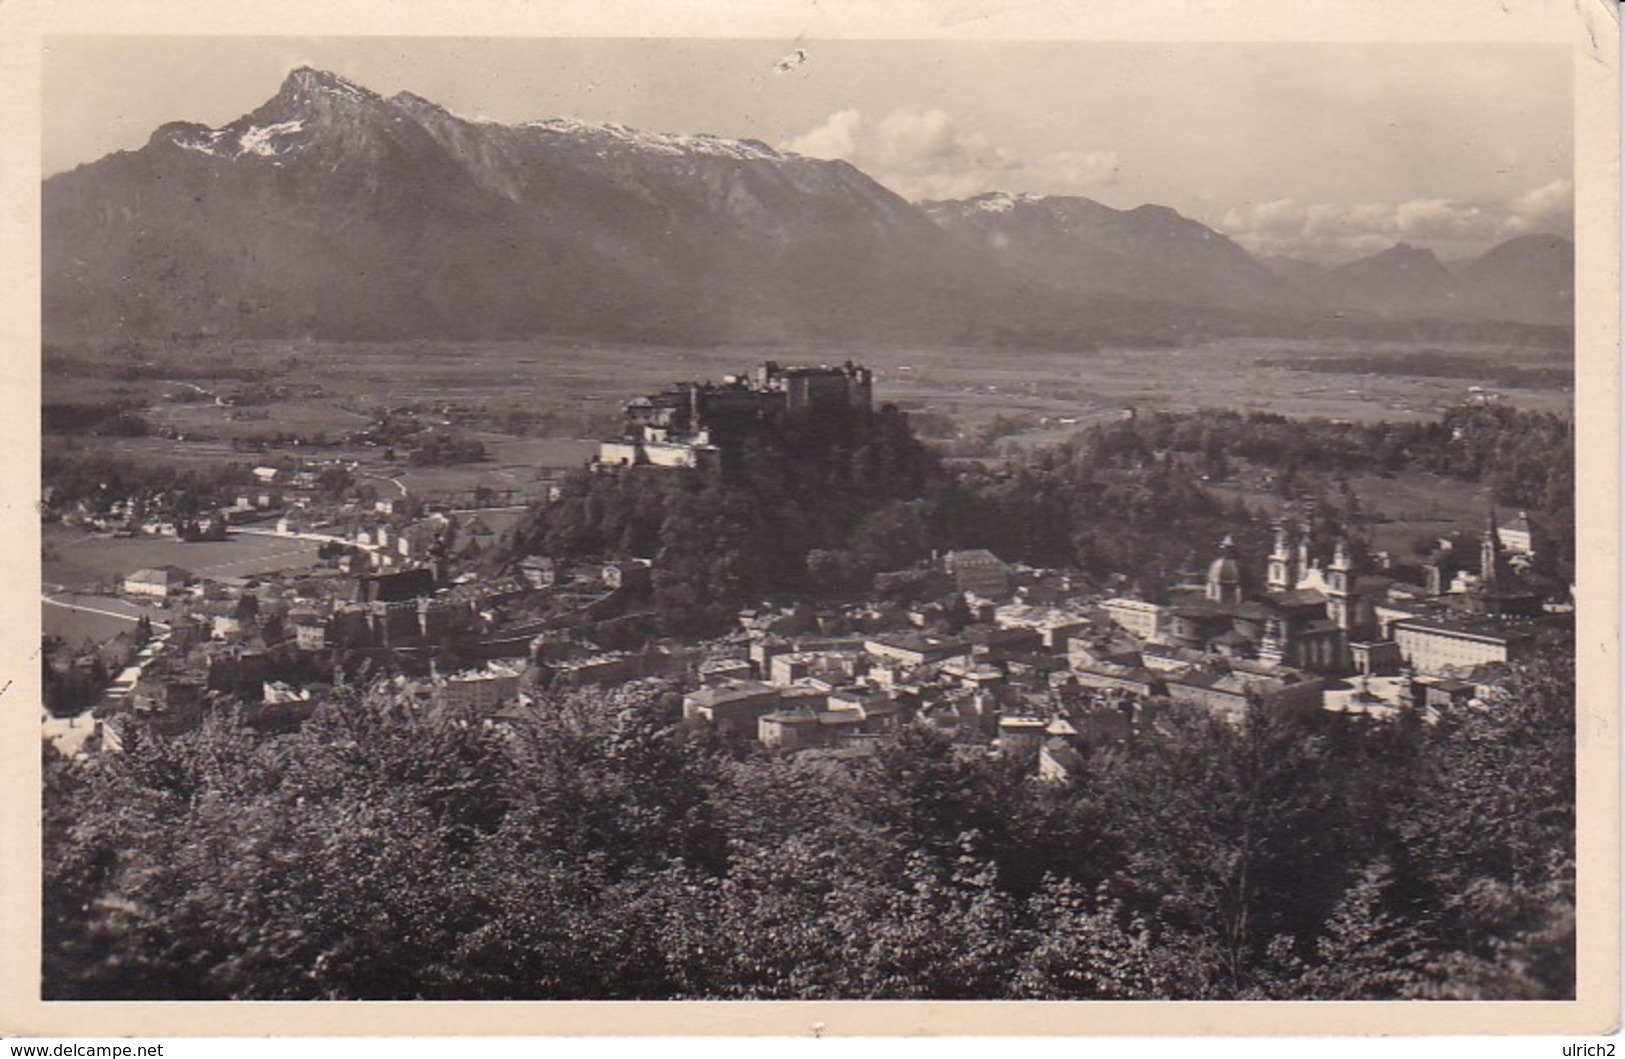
[42,68,1575,347]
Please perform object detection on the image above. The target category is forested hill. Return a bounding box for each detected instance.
[507,403,939,635]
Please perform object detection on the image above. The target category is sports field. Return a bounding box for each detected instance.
[41,592,161,645]
[43,526,322,592]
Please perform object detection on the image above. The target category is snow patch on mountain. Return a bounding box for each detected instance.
[321,78,370,103]
[522,117,785,162]
[169,127,230,157]
[973,191,1047,214]
[237,120,307,158]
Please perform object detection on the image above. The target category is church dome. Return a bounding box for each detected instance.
[1207,535,1242,585]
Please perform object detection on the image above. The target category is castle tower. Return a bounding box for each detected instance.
[844,360,874,411]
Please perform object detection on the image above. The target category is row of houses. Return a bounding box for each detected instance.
[682,601,1285,767]
[516,555,653,593]
[684,549,1552,767]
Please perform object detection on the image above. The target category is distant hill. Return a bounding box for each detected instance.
[921,191,1295,311]
[1257,254,1330,289]
[1259,237,1575,329]
[1318,243,1463,319]
[1449,233,1574,327]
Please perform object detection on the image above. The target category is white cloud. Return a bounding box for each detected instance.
[1219,181,1573,261]
[1021,149,1121,195]
[783,108,862,161]
[782,108,1117,202]
[1500,177,1574,237]
[1511,177,1574,218]
[784,107,1570,263]
[1393,199,1498,241]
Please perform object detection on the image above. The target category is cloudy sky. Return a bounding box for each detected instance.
[43,37,1572,262]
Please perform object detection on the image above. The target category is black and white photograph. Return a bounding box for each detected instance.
[8,0,1619,1040]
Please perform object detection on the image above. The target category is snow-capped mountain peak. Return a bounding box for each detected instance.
[43,65,1578,346]
[282,66,376,104]
[521,117,785,162]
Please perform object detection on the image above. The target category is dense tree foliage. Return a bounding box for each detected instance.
[42,401,155,437]
[43,650,1574,1000]
[41,452,260,512]
[1119,405,1574,517]
[42,651,110,716]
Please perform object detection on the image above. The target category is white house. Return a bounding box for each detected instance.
[124,566,189,598]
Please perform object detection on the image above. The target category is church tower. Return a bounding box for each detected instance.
[1267,520,1296,592]
[1327,535,1355,632]
[1481,509,1501,587]
[1295,504,1314,588]
[1259,613,1287,667]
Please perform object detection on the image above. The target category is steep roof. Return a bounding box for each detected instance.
[1264,588,1328,609]
[126,566,189,584]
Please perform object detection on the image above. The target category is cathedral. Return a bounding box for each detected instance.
[1162,507,1545,676]
[1164,518,1375,674]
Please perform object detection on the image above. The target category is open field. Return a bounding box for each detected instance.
[392,434,598,498]
[48,335,1573,423]
[481,435,602,470]
[1340,470,1505,554]
[41,596,154,644]
[45,335,1572,501]
[159,399,372,439]
[43,526,323,591]
[856,338,1570,440]
[1203,465,1502,561]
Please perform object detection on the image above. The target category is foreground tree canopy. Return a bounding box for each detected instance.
[43,650,1574,1000]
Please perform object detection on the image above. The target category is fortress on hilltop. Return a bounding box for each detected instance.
[594,360,873,472]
